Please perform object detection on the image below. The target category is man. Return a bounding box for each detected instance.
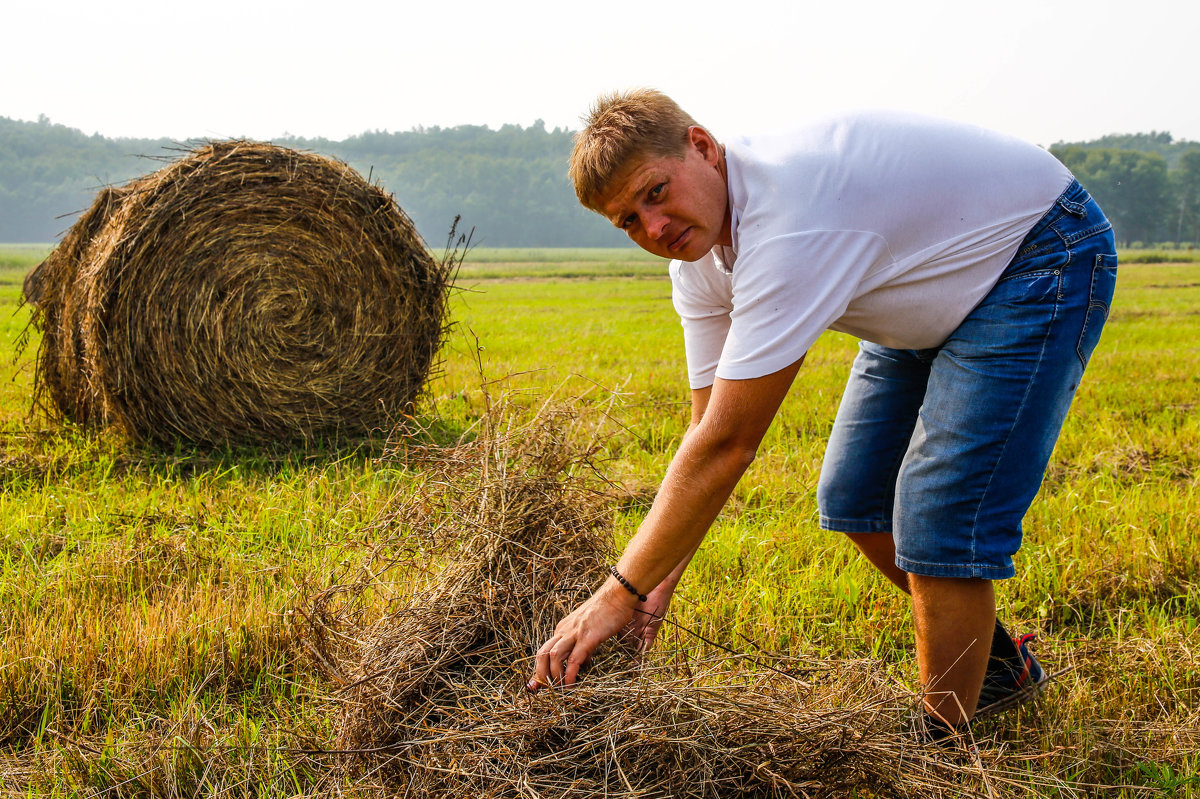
[528,89,1117,740]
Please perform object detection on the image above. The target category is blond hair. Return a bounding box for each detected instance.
[568,89,707,211]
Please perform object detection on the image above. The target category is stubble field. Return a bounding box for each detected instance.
[0,245,1197,796]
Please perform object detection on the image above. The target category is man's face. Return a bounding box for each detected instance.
[598,126,731,261]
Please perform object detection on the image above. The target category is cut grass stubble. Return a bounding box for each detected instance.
[0,251,1197,795]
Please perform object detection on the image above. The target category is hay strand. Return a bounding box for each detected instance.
[301,397,981,797]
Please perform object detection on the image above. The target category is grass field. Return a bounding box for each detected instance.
[1,245,1197,796]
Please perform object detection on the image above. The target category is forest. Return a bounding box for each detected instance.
[2,115,1198,247]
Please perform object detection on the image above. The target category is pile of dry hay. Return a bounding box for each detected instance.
[300,400,981,798]
[22,141,453,446]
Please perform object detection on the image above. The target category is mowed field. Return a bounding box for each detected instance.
[1,244,1197,796]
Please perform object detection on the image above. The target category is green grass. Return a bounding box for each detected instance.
[458,246,653,263]
[1,245,1197,795]
[0,244,51,274]
[1118,248,1200,264]
[453,245,667,280]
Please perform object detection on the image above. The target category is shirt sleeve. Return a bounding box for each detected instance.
[715,230,891,381]
[670,257,733,389]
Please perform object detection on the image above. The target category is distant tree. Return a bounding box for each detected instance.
[0,116,173,241]
[1171,151,1200,244]
[0,116,627,247]
[1052,146,1169,245]
[290,123,626,247]
[1053,130,1200,169]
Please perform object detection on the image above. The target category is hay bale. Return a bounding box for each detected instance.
[23,141,452,446]
[301,400,979,797]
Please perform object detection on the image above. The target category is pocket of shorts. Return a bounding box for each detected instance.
[1076,253,1118,369]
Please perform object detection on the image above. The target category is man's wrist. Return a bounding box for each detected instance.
[609,564,648,602]
[602,572,644,608]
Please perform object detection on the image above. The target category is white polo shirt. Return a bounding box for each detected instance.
[671,110,1073,389]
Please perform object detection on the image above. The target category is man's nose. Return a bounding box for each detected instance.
[643,209,669,240]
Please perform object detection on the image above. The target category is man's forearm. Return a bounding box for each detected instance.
[654,537,703,597]
[530,360,802,689]
[615,430,756,599]
[613,361,802,599]
[640,418,715,596]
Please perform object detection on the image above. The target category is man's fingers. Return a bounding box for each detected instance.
[531,638,592,689]
[633,610,665,654]
[532,636,561,690]
[563,654,584,686]
[549,642,569,682]
[533,633,576,685]
[528,649,572,692]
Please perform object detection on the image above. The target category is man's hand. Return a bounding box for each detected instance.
[528,581,636,691]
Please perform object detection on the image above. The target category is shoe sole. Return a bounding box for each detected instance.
[974,669,1052,718]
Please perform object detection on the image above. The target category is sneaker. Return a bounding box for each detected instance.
[974,632,1049,718]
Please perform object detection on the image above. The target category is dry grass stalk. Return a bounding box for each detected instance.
[23,141,453,446]
[301,398,979,798]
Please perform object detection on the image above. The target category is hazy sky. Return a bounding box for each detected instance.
[5,0,1197,147]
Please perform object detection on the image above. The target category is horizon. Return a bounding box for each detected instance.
[6,111,1197,150]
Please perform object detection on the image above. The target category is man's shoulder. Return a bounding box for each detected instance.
[670,252,733,302]
[670,250,725,280]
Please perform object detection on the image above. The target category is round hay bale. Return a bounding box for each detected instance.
[23,141,452,446]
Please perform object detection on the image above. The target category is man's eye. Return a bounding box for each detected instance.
[621,214,637,229]
[649,183,665,199]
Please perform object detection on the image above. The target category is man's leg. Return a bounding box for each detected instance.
[892,186,1117,730]
[845,531,909,593]
[910,574,995,726]
[847,531,1027,717]
[851,531,1019,727]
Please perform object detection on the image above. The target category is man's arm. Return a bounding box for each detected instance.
[531,357,803,688]
[623,384,712,650]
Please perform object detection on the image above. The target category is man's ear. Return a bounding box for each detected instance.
[687,126,721,166]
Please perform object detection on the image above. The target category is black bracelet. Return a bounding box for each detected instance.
[610,565,647,603]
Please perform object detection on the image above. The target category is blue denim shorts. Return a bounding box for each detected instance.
[817,180,1117,579]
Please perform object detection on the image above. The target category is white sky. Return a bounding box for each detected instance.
[4,0,1197,148]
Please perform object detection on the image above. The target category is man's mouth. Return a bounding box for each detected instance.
[668,227,691,252]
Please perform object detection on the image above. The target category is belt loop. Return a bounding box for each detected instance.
[1056,182,1088,218]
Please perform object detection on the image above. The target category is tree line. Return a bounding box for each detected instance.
[0,116,626,247]
[1050,132,1200,246]
[3,115,1199,247]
